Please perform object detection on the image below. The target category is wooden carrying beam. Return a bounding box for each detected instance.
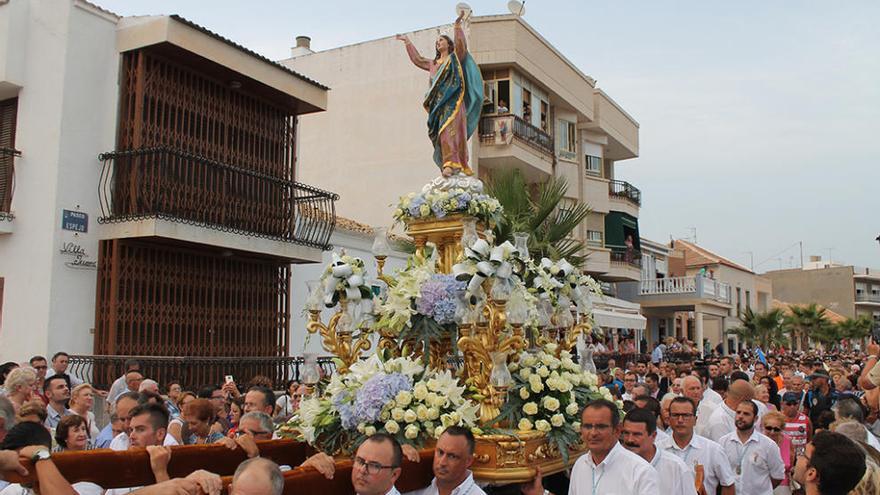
[1,441,436,495]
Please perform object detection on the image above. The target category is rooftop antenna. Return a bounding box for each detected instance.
[507,0,526,16]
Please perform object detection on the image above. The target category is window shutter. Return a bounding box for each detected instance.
[0,98,18,212]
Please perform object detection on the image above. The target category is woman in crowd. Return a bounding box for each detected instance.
[0,361,19,395]
[182,398,225,445]
[755,384,778,412]
[274,380,300,419]
[165,381,182,419]
[53,414,93,452]
[762,411,793,495]
[4,367,38,413]
[759,374,781,409]
[226,397,244,438]
[68,383,100,440]
[167,391,198,444]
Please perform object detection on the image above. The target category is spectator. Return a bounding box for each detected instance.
[621,408,693,495]
[3,368,37,414]
[621,372,638,401]
[68,384,100,440]
[0,421,90,495]
[644,373,660,398]
[718,401,785,494]
[832,396,880,451]
[275,380,305,419]
[164,382,181,419]
[167,391,197,444]
[107,359,141,406]
[197,385,230,435]
[792,431,866,495]
[755,384,777,412]
[53,415,92,452]
[705,380,755,442]
[42,375,71,429]
[182,398,225,444]
[0,363,19,396]
[807,369,837,426]
[0,397,14,444]
[226,397,244,438]
[27,356,48,393]
[780,391,812,457]
[124,371,144,395]
[761,411,793,495]
[829,420,880,495]
[45,352,83,390]
[244,386,275,416]
[109,392,177,450]
[93,413,123,449]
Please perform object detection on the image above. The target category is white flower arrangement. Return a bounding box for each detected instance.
[452,238,523,303]
[320,252,372,307]
[529,257,602,314]
[373,256,437,336]
[492,343,607,461]
[279,354,479,454]
[392,188,502,224]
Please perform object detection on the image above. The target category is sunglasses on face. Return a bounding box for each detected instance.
[764,426,783,432]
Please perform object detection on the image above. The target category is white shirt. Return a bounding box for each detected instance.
[0,483,101,495]
[694,398,718,437]
[45,369,84,388]
[705,402,737,442]
[654,426,670,446]
[658,433,736,495]
[703,388,723,405]
[404,471,485,495]
[366,487,401,495]
[109,431,179,451]
[568,442,658,495]
[864,425,880,451]
[718,429,785,495]
[647,447,695,495]
[107,375,128,406]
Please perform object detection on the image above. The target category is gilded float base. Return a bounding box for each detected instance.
[405,214,484,274]
[471,430,587,484]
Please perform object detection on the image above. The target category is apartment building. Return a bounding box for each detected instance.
[619,239,772,354]
[765,260,880,331]
[0,0,346,384]
[282,14,643,286]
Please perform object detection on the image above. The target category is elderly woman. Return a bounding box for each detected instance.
[4,367,39,413]
[53,414,92,452]
[182,398,226,445]
[68,383,100,440]
[755,384,778,412]
[762,411,793,495]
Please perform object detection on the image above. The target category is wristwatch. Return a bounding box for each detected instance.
[30,449,50,464]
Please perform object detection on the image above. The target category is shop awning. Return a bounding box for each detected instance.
[590,294,646,330]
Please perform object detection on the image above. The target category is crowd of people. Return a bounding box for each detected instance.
[0,344,879,495]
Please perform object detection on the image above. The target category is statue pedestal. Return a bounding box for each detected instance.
[405,214,485,274]
[472,431,588,483]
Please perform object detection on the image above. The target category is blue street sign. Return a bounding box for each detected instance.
[62,209,88,233]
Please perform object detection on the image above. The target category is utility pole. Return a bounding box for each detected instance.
[799,241,803,268]
[744,251,754,271]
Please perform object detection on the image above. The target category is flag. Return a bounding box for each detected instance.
[755,347,768,366]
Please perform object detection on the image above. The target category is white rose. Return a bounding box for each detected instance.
[543,397,560,412]
[551,414,565,427]
[529,374,544,393]
[404,409,418,423]
[426,393,439,407]
[518,418,534,431]
[449,411,461,424]
[523,356,538,367]
[381,410,390,421]
[537,366,550,378]
[384,420,400,434]
[523,402,539,416]
[535,420,551,432]
[427,407,440,420]
[519,368,533,380]
[423,421,434,431]
[392,408,405,422]
[565,402,579,416]
[413,383,429,401]
[519,387,530,400]
[357,423,366,433]
[416,405,430,421]
[434,426,445,438]
[405,424,420,440]
[396,390,413,407]
[571,421,581,430]
[364,425,377,436]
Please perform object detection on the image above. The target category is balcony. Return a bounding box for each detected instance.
[0,147,20,232]
[604,248,642,282]
[609,180,641,206]
[856,293,880,304]
[97,147,338,259]
[611,248,642,268]
[478,115,554,180]
[639,276,732,304]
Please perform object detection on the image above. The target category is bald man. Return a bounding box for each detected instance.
[705,380,758,442]
[681,375,718,437]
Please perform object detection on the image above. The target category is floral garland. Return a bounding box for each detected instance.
[452,238,522,303]
[529,257,602,314]
[492,343,615,462]
[279,354,479,454]
[321,253,372,307]
[393,188,502,224]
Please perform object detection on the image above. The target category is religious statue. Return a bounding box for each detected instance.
[396,12,483,178]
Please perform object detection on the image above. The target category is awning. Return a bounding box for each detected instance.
[590,294,646,330]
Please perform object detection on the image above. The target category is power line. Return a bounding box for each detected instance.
[754,241,802,269]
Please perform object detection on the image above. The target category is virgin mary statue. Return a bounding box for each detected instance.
[396,13,483,177]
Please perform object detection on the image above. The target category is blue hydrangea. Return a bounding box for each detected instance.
[337,372,412,430]
[416,275,466,325]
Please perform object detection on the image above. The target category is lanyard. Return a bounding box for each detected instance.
[736,442,752,474]
[591,466,605,494]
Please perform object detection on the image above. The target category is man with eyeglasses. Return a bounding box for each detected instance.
[791,431,866,495]
[621,372,638,401]
[657,397,735,495]
[350,433,404,495]
[522,399,657,495]
[621,408,693,495]
[407,426,485,495]
[718,400,784,495]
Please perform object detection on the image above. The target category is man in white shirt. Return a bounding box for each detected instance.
[705,380,755,442]
[43,376,72,429]
[106,359,142,408]
[621,372,638,401]
[352,433,403,495]
[406,426,485,495]
[109,393,178,451]
[682,376,716,437]
[522,399,658,495]
[621,408,694,495]
[658,397,735,495]
[718,401,784,495]
[45,352,84,390]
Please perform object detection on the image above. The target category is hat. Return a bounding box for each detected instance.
[809,369,830,380]
[782,392,801,403]
[0,421,52,451]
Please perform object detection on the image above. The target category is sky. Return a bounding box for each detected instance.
[97,0,880,272]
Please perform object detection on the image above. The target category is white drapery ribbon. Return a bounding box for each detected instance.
[323,253,366,306]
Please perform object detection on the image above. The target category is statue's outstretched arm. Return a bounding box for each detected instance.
[454,15,467,60]
[395,34,431,71]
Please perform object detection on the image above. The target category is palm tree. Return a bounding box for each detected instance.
[731,307,787,350]
[835,316,873,349]
[487,169,591,267]
[785,303,830,351]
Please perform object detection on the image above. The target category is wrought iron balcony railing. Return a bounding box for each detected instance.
[479,115,554,157]
[68,354,338,391]
[610,248,642,268]
[0,147,21,221]
[609,179,642,207]
[98,147,338,250]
